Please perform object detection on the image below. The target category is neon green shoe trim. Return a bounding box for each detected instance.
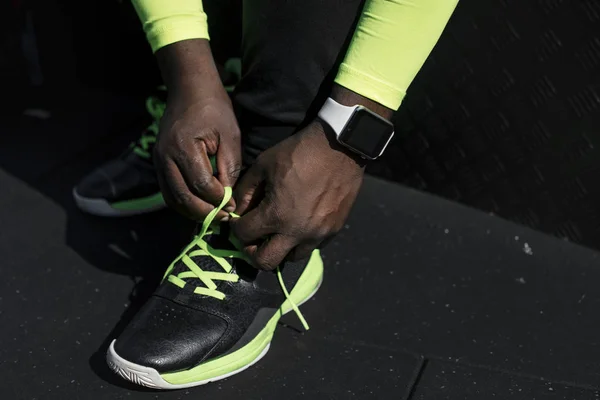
[161,249,323,385]
[111,192,165,211]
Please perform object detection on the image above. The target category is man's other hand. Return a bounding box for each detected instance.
[230,121,364,270]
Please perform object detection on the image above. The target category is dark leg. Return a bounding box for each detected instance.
[233,0,365,164]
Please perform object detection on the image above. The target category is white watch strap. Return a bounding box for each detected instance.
[317,98,357,136]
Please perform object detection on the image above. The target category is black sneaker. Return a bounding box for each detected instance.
[106,188,324,389]
[73,58,242,217]
[73,93,166,216]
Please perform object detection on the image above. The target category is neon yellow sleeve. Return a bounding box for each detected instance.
[131,0,209,53]
[335,0,459,110]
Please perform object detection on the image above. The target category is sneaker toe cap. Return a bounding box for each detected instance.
[74,160,125,200]
[75,157,151,201]
[114,296,228,373]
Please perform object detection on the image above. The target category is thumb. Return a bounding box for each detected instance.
[216,139,242,211]
[233,163,265,216]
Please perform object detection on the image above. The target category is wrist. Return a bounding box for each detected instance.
[309,120,367,169]
[157,39,226,103]
[330,83,394,121]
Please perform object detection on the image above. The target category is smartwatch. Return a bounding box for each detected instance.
[317,97,394,160]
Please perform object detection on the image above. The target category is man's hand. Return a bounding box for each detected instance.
[230,121,365,270]
[154,39,241,221]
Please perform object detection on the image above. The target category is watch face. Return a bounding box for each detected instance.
[338,108,394,159]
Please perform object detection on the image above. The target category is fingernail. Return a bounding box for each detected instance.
[220,215,230,222]
[225,206,235,213]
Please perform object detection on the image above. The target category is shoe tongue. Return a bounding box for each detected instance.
[169,223,237,290]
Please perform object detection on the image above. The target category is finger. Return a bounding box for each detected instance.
[216,136,242,190]
[158,158,229,221]
[230,201,277,245]
[286,240,321,262]
[175,140,227,208]
[233,163,265,215]
[248,234,297,271]
[215,140,241,213]
[159,160,229,221]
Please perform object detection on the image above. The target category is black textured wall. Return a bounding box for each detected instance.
[18,0,241,95]
[370,0,600,249]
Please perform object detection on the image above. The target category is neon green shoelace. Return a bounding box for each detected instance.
[132,92,166,159]
[163,187,309,330]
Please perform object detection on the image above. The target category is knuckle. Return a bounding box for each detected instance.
[172,190,192,207]
[192,174,212,192]
[195,136,210,151]
[195,130,218,152]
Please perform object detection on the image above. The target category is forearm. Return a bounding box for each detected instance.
[132,0,225,101]
[335,0,459,111]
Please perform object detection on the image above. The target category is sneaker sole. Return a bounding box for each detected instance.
[106,250,324,389]
[73,189,166,217]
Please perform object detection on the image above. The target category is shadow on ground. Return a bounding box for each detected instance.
[0,89,194,389]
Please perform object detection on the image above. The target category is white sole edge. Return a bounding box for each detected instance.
[107,277,323,390]
[72,189,165,217]
[107,340,270,390]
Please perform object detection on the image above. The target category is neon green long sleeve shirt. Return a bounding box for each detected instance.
[132,0,458,110]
